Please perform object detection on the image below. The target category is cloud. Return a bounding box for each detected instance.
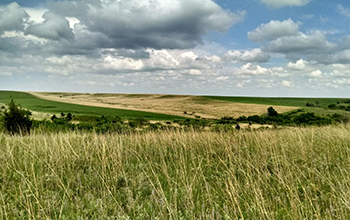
[25,12,74,41]
[235,63,271,75]
[287,59,309,70]
[223,48,270,63]
[307,49,350,65]
[101,49,215,73]
[248,19,299,42]
[24,7,47,23]
[309,70,322,77]
[281,80,293,87]
[265,31,336,54]
[101,49,150,60]
[185,69,202,76]
[333,78,350,85]
[261,0,311,8]
[0,2,29,34]
[338,5,350,18]
[333,50,350,63]
[103,56,144,71]
[216,76,229,81]
[47,0,245,50]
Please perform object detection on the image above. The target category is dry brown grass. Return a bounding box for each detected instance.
[2,125,350,218]
[30,92,297,119]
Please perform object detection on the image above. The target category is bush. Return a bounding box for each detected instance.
[328,104,337,109]
[2,99,33,135]
[267,107,278,117]
[293,112,331,126]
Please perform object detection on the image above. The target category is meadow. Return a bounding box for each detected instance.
[1,90,350,219]
[1,126,350,219]
[2,91,349,121]
[0,91,184,120]
[30,92,298,119]
[204,95,348,108]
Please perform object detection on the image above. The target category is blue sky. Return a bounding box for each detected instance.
[1,0,350,97]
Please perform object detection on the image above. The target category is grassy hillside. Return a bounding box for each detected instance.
[30,92,299,119]
[1,126,350,218]
[204,96,350,117]
[0,91,184,120]
[204,96,348,108]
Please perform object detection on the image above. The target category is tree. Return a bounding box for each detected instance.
[235,124,240,130]
[51,114,57,121]
[66,113,73,121]
[328,104,337,109]
[267,107,278,117]
[3,99,32,134]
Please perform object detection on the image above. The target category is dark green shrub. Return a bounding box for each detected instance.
[66,113,73,121]
[128,121,137,128]
[267,107,278,117]
[293,112,331,126]
[133,118,149,127]
[328,104,337,109]
[3,99,33,135]
[51,114,57,121]
[235,124,241,130]
[95,122,126,134]
[149,123,159,130]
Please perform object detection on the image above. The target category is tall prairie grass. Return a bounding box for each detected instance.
[1,125,350,219]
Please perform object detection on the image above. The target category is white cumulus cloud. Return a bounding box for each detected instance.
[261,0,311,9]
[235,63,271,76]
[281,80,293,87]
[309,70,322,77]
[248,19,300,42]
[266,31,336,54]
[223,48,270,63]
[287,59,309,70]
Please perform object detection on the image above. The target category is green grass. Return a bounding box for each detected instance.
[204,96,349,108]
[204,96,350,117]
[1,126,350,218]
[0,91,184,120]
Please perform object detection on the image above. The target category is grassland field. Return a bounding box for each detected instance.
[1,90,349,122]
[2,90,350,218]
[1,125,350,219]
[29,92,297,120]
[204,95,348,108]
[22,91,350,120]
[0,91,185,121]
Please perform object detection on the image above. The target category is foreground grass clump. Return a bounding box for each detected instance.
[1,126,350,219]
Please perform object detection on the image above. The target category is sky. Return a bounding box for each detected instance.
[1,0,350,97]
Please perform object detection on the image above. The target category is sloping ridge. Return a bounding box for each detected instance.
[30,92,298,119]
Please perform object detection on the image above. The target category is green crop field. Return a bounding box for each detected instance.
[0,91,184,120]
